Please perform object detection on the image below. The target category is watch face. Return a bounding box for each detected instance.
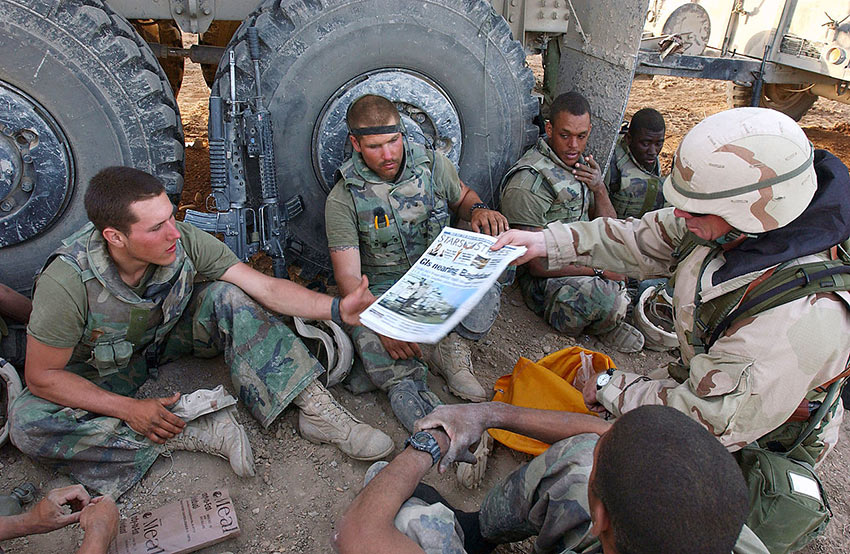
[597,373,612,388]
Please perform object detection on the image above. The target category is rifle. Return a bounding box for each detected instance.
[185,27,303,277]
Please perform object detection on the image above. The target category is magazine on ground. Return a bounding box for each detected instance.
[360,227,526,344]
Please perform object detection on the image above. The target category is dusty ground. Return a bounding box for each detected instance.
[2,51,850,553]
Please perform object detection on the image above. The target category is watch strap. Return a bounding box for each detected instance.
[404,431,441,466]
[331,296,343,326]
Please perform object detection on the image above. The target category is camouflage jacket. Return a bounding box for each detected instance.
[606,134,665,218]
[541,208,850,460]
[500,138,592,227]
[336,140,450,288]
[38,222,195,377]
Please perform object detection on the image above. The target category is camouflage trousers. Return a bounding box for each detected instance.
[520,274,629,336]
[352,283,501,392]
[397,433,600,554]
[9,282,322,498]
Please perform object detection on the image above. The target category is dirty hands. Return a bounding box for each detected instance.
[491,229,547,265]
[79,496,119,553]
[27,485,91,534]
[470,208,509,237]
[573,154,605,193]
[581,375,607,415]
[339,275,374,326]
[415,404,491,473]
[124,392,185,444]
[378,334,422,360]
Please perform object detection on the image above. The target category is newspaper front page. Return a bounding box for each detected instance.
[359,227,526,344]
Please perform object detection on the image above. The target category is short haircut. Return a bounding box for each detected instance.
[549,91,591,121]
[592,405,748,554]
[346,95,400,132]
[85,166,165,234]
[629,108,666,134]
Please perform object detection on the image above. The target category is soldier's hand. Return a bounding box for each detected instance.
[415,404,489,473]
[573,154,605,193]
[581,376,607,415]
[124,393,185,444]
[339,275,374,326]
[470,208,509,237]
[491,229,546,265]
[378,334,422,360]
[79,496,119,550]
[27,485,91,534]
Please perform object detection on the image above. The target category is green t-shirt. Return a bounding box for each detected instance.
[28,221,240,348]
[324,149,463,249]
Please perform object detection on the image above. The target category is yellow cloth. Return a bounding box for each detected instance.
[490,346,617,456]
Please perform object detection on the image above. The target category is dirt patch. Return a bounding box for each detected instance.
[2,50,850,553]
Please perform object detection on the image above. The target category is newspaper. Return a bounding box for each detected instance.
[360,227,526,344]
[107,488,239,554]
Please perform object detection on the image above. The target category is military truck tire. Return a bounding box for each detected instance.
[0,0,184,293]
[216,0,538,277]
[727,82,817,122]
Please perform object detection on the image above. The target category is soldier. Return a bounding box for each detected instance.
[8,167,394,499]
[324,95,509,432]
[500,92,643,353]
[494,107,850,465]
[334,403,762,553]
[606,107,667,219]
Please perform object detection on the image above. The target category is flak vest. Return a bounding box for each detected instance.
[500,139,591,225]
[337,142,450,287]
[37,222,196,377]
[608,135,665,219]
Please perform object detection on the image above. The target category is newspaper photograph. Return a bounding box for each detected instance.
[360,227,526,344]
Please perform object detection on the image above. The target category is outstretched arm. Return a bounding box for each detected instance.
[334,430,452,554]
[416,402,610,472]
[0,485,91,540]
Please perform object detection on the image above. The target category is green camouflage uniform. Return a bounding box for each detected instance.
[500,138,629,336]
[542,208,850,463]
[9,222,322,498]
[326,140,499,392]
[606,134,666,219]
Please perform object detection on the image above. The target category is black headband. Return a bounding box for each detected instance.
[349,124,402,136]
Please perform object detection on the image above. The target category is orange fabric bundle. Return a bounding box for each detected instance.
[489,346,617,455]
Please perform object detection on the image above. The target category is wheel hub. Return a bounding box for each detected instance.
[0,81,73,247]
[312,69,462,191]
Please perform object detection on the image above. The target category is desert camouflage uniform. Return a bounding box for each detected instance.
[328,141,500,391]
[501,138,629,336]
[9,223,321,497]
[541,208,850,463]
[396,433,600,554]
[606,134,666,219]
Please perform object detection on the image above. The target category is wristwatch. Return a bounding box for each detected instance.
[596,368,615,390]
[404,430,442,466]
[469,202,489,214]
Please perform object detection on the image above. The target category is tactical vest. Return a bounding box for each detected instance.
[500,139,591,225]
[607,135,665,219]
[339,141,450,287]
[38,222,196,377]
[670,232,850,461]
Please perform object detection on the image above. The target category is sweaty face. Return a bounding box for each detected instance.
[626,128,665,171]
[350,130,404,182]
[546,111,591,167]
[673,209,733,241]
[123,192,182,266]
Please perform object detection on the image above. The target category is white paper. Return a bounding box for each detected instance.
[359,227,526,344]
[788,471,822,501]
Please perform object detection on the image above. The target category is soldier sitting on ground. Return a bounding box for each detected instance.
[334,403,765,553]
[0,485,118,554]
[324,94,509,431]
[606,107,667,219]
[500,91,643,353]
[8,166,393,500]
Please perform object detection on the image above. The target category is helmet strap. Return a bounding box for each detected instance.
[713,229,757,246]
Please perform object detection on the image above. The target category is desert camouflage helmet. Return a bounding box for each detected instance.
[662,107,817,233]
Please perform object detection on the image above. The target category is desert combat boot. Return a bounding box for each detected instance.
[166,406,255,478]
[293,380,394,461]
[429,332,488,402]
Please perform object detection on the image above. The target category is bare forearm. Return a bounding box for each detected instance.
[0,512,37,540]
[488,402,610,442]
[77,529,114,554]
[27,369,134,421]
[590,195,617,219]
[0,283,32,323]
